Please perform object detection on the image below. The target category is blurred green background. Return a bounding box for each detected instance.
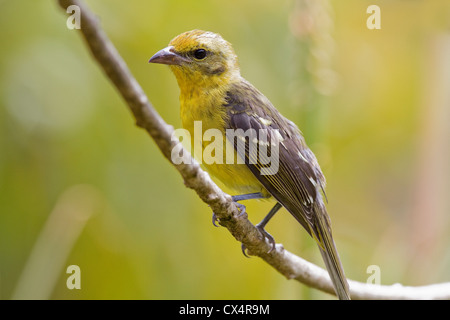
[1,0,449,299]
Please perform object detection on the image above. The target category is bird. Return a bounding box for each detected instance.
[149,29,350,300]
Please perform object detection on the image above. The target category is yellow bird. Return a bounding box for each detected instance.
[149,30,350,300]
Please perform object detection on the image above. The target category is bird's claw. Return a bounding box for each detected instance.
[241,243,250,258]
[234,202,247,218]
[212,212,220,227]
[241,225,276,258]
[256,224,276,253]
[212,202,247,227]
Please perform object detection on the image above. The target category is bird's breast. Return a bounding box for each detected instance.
[179,87,267,196]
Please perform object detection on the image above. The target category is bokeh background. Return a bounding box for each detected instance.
[1,0,449,299]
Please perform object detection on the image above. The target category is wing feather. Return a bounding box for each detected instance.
[224,80,350,299]
[225,81,325,239]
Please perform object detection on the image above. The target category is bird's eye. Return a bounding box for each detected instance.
[193,49,207,60]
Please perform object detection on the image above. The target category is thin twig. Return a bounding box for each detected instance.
[57,0,450,299]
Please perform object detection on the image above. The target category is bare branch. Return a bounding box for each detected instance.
[57,0,450,300]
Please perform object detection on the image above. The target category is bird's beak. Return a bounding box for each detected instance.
[149,46,189,65]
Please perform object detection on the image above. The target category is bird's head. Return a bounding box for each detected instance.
[149,30,240,89]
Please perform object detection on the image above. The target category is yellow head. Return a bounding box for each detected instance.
[149,30,240,90]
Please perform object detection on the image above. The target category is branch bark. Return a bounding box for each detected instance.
[57,0,450,300]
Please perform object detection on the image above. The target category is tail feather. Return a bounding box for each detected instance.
[314,204,351,300]
[318,242,350,300]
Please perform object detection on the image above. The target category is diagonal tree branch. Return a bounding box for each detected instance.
[57,0,450,299]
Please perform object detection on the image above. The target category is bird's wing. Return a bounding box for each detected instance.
[224,80,327,242]
[224,80,350,299]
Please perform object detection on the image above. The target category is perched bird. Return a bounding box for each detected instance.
[149,30,350,300]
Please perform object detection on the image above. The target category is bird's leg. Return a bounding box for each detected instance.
[212,192,264,227]
[231,192,265,202]
[241,202,282,257]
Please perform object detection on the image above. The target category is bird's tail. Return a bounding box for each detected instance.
[318,240,351,300]
[314,205,351,300]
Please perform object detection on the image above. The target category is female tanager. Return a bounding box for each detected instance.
[149,30,350,300]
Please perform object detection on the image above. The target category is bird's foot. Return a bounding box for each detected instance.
[211,201,247,227]
[241,224,276,257]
